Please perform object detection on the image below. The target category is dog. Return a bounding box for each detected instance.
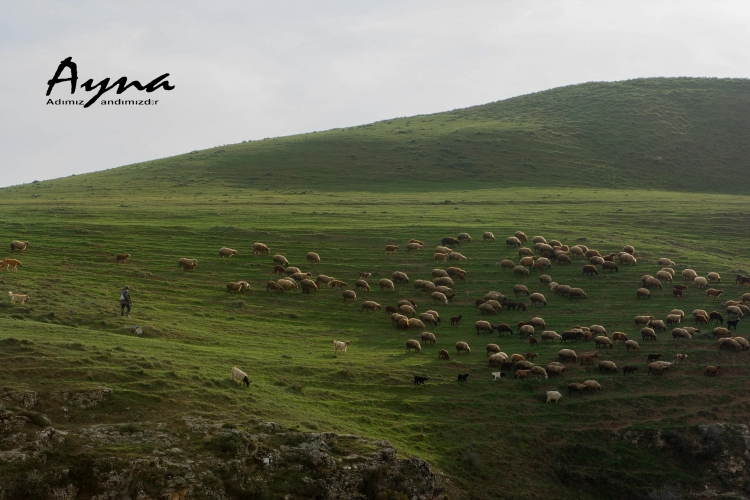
[457,373,469,383]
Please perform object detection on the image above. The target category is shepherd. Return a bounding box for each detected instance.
[120,285,132,316]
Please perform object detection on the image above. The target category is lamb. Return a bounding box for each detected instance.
[542,331,561,343]
[115,253,130,263]
[334,340,350,355]
[252,242,270,254]
[583,380,601,393]
[682,269,697,281]
[438,349,450,359]
[300,279,318,294]
[10,241,30,253]
[530,293,547,306]
[595,336,613,348]
[392,271,409,284]
[483,232,496,242]
[598,361,618,373]
[361,301,382,313]
[219,247,238,258]
[568,383,588,396]
[342,290,357,301]
[406,340,421,353]
[8,292,29,304]
[493,372,507,381]
[272,255,289,266]
[420,332,437,345]
[231,366,250,387]
[546,391,562,404]
[457,373,470,383]
[178,258,198,271]
[636,288,651,299]
[455,341,471,355]
[385,245,399,254]
[624,340,640,351]
[506,237,521,248]
[727,319,740,330]
[558,349,577,362]
[406,242,424,252]
[378,279,395,291]
[447,252,467,262]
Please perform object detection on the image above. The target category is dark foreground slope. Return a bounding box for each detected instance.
[4,78,750,198]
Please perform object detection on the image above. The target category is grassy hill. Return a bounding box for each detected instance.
[1,78,750,499]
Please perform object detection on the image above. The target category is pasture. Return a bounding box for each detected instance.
[2,182,750,499]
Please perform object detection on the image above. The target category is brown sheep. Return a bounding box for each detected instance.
[434,252,448,263]
[266,281,283,292]
[706,288,724,299]
[273,255,289,266]
[515,370,532,380]
[569,288,587,299]
[178,258,198,271]
[704,366,721,376]
[455,341,471,355]
[438,349,450,359]
[406,340,421,353]
[252,242,270,254]
[580,353,598,365]
[612,332,628,343]
[583,265,598,277]
[515,231,528,242]
[385,245,399,254]
[115,253,130,263]
[273,265,286,275]
[546,364,566,377]
[219,247,238,258]
[329,279,348,289]
[446,267,466,277]
[568,383,588,396]
[556,254,572,265]
[226,281,248,294]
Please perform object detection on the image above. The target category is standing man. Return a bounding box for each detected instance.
[120,285,132,316]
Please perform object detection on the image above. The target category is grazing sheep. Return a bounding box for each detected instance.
[706,288,724,299]
[407,318,425,330]
[558,349,578,362]
[488,353,509,367]
[712,327,731,339]
[433,252,448,263]
[406,340,422,353]
[266,281,283,292]
[115,253,130,263]
[518,247,534,258]
[580,353,598,366]
[457,233,472,243]
[513,284,530,297]
[641,328,657,340]
[433,276,454,288]
[636,288,651,300]
[624,340,640,352]
[431,269,449,280]
[741,293,750,304]
[539,275,552,286]
[406,242,424,252]
[442,237,461,247]
[486,343,501,356]
[656,270,673,282]
[219,247,238,258]
[732,337,749,349]
[530,236,545,244]
[378,279,395,291]
[178,258,198,271]
[421,281,436,292]
[529,293,547,307]
[436,246,453,255]
[583,380,601,393]
[600,261,619,273]
[727,305,744,317]
[506,237,522,248]
[455,341,471,355]
[569,288,587,299]
[252,242,270,254]
[719,338,742,351]
[424,309,441,322]
[541,331,561,343]
[446,267,466,277]
[514,369,531,381]
[598,361,618,373]
[647,354,663,363]
[682,269,697,281]
[693,276,708,289]
[595,336,613,348]
[8,291,29,304]
[419,313,437,326]
[589,325,607,336]
[330,280,347,289]
[495,323,513,336]
[431,292,449,305]
[648,361,673,375]
[272,265,286,275]
[648,320,667,332]
[568,383,588,396]
[273,255,289,266]
[392,271,409,284]
[530,317,546,329]
[450,315,462,326]
[519,325,535,337]
[666,314,683,326]
[226,281,248,294]
[582,265,598,277]
[342,290,357,302]
[530,366,548,380]
[645,277,663,289]
[619,253,637,266]
[361,301,382,313]
[672,328,692,340]
[520,256,536,269]
[608,332,627,344]
[589,256,605,266]
[334,340,350,355]
[658,258,675,268]
[438,349,450,359]
[556,254,572,265]
[478,303,496,316]
[420,332,436,345]
[709,311,724,324]
[290,272,313,282]
[512,231,527,243]
[622,366,638,376]
[483,232,495,242]
[546,391,562,404]
[354,279,370,292]
[304,252,320,264]
[447,252,467,262]
[475,320,495,335]
[231,366,250,387]
[385,245,399,254]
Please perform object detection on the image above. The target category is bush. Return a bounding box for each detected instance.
[5,471,49,500]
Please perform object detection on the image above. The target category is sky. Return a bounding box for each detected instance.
[1,1,749,188]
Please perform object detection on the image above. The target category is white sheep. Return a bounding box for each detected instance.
[231,366,250,387]
[546,391,562,404]
[334,340,350,354]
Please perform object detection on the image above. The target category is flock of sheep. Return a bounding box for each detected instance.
[5,232,749,404]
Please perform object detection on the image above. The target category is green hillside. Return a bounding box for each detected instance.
[1,78,750,499]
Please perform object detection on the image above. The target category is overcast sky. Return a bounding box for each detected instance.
[1,1,748,188]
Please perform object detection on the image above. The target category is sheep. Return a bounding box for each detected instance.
[290,272,313,282]
[431,292,448,305]
[589,256,605,267]
[741,293,750,305]
[682,269,697,281]
[475,320,494,335]
[276,278,297,291]
[666,314,683,326]
[525,293,547,308]
[558,349,577,362]
[705,366,721,376]
[530,366,548,380]
[418,313,438,326]
[712,327,731,338]
[692,276,708,289]
[273,265,286,275]
[1,259,22,272]
[656,270,673,282]
[421,281,436,293]
[409,239,425,246]
[218,247,238,258]
[645,277,663,289]
[446,267,466,277]
[579,353,598,366]
[406,340,422,353]
[648,320,667,332]
[568,383,588,396]
[331,340,351,355]
[708,311,724,324]
[537,244,554,256]
[385,245,399,254]
[546,365,566,378]
[512,285,529,297]
[448,342,470,357]
[506,237,521,248]
[493,372,507,381]
[447,252,467,262]
[719,338,742,351]
[392,271,409,284]
[598,361,618,373]
[673,353,688,363]
[732,337,749,350]
[226,281,248,294]
[530,317,546,329]
[727,305,744,317]
[456,233,472,243]
[420,332,437,345]
[526,353,539,362]
[541,331,561,343]
[433,277,454,288]
[635,315,655,327]
[406,242,423,252]
[252,242,270,254]
[596,261,617,274]
[518,247,534,257]
[266,281,283,292]
[519,325,535,337]
[436,246,453,254]
[424,310,441,322]
[520,256,536,269]
[378,279,395,291]
[495,323,513,336]
[636,288,651,299]
[477,303,495,316]
[568,246,584,259]
[582,264,598,277]
[405,318,424,331]
[657,258,675,268]
[360,301,382,313]
[484,291,504,301]
[672,328,692,340]
[648,361,673,375]
[488,353,508,367]
[624,340,640,352]
[438,349,450,359]
[353,279,370,292]
[9,240,30,254]
[608,332,626,344]
[485,343,501,356]
[619,253,637,266]
[342,290,357,302]
[569,288,587,299]
[583,380,601,393]
[483,232,495,242]
[546,391,562,404]
[176,257,198,271]
[444,315,460,328]
[641,327,657,340]
[706,288,724,299]
[231,366,250,387]
[595,336,613,348]
[433,252,448,263]
[272,255,289,266]
[115,253,130,263]
[513,369,531,381]
[442,237,461,247]
[8,291,29,304]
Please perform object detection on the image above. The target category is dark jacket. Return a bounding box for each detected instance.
[120,288,131,305]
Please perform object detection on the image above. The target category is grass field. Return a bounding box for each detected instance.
[2,78,750,499]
